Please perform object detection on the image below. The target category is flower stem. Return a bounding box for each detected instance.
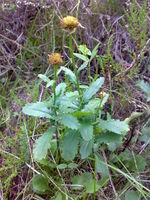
[53,65,60,163]
[53,65,57,108]
[94,157,97,200]
[69,34,82,105]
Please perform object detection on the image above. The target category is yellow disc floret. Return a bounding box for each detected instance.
[48,53,63,66]
[61,16,79,32]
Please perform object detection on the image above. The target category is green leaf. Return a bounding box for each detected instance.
[68,163,78,169]
[38,74,54,88]
[60,114,79,130]
[140,126,150,142]
[33,127,55,161]
[78,44,92,56]
[82,99,100,113]
[55,83,66,96]
[80,139,93,159]
[73,53,89,62]
[100,93,109,108]
[66,91,79,100]
[96,132,122,144]
[57,164,67,169]
[72,175,85,190]
[22,102,52,119]
[99,119,129,135]
[95,154,109,178]
[61,130,80,161]
[57,67,77,84]
[57,96,78,112]
[77,61,88,73]
[125,190,139,200]
[129,154,147,172]
[79,121,93,141]
[32,175,49,194]
[136,80,150,102]
[53,192,63,200]
[83,77,104,102]
[90,43,100,61]
[85,179,101,194]
[72,172,101,193]
[73,110,91,117]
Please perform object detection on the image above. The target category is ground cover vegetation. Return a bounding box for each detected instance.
[0,0,150,199]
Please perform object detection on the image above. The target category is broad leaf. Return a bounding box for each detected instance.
[57,96,78,111]
[38,74,50,83]
[136,80,150,102]
[96,132,122,144]
[72,172,101,193]
[32,175,49,194]
[140,126,150,142]
[82,99,100,113]
[79,121,93,141]
[57,164,67,169]
[61,130,80,161]
[59,114,79,130]
[73,53,89,62]
[22,102,52,119]
[128,154,147,172]
[95,154,109,178]
[77,61,88,73]
[125,190,139,200]
[33,127,55,161]
[66,91,79,100]
[38,74,54,88]
[57,67,77,84]
[83,77,104,102]
[68,163,78,169]
[80,139,93,159]
[72,175,85,190]
[55,83,66,96]
[78,44,92,56]
[73,110,91,117]
[99,119,129,135]
[53,192,63,200]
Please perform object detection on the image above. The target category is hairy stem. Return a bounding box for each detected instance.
[53,65,61,163]
[69,34,82,105]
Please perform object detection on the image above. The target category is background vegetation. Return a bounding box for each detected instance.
[0,0,150,199]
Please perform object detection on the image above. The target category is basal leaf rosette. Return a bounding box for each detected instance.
[48,53,63,66]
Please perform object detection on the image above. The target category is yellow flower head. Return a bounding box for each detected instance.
[48,53,63,66]
[99,91,107,98]
[61,16,79,32]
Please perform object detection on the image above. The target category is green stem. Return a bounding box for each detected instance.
[94,157,97,200]
[69,34,82,105]
[53,65,60,163]
[88,61,91,82]
[109,67,114,112]
[53,65,57,109]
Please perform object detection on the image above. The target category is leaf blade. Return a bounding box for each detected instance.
[33,127,55,161]
[22,102,52,119]
[61,130,80,161]
[83,77,104,102]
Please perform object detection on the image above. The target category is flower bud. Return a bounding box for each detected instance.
[61,16,79,33]
[48,53,63,66]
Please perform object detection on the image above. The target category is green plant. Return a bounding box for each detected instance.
[124,0,148,53]
[22,16,131,199]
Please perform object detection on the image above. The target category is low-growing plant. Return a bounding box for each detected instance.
[22,15,130,198]
[124,0,148,54]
